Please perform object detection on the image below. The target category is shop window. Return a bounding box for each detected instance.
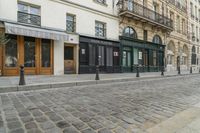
[133,48,138,65]
[106,47,113,66]
[153,51,157,66]
[24,37,35,67]
[89,45,96,66]
[123,27,137,39]
[113,48,119,66]
[153,35,162,44]
[80,44,88,65]
[95,21,106,38]
[41,39,51,67]
[5,35,18,67]
[123,47,131,67]
[143,30,148,41]
[18,2,41,26]
[98,46,105,66]
[167,55,173,65]
[191,46,196,65]
[66,14,76,33]
[64,47,73,60]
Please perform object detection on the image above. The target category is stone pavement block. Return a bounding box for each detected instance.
[7,121,22,130]
[40,121,55,130]
[63,126,79,133]
[25,121,38,130]
[10,128,24,133]
[56,120,70,129]
[98,128,113,133]
[81,128,96,133]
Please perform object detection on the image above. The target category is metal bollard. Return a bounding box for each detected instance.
[95,65,100,80]
[136,65,140,77]
[178,66,181,75]
[19,65,26,85]
[190,66,192,74]
[161,66,164,76]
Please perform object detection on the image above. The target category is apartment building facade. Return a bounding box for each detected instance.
[0,0,120,76]
[188,0,200,71]
[117,0,172,73]
[166,0,189,72]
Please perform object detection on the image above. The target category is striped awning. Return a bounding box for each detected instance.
[4,22,69,41]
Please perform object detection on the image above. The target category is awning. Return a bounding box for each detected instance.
[4,22,70,41]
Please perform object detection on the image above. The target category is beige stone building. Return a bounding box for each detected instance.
[166,0,189,72]
[117,0,172,73]
[188,0,200,72]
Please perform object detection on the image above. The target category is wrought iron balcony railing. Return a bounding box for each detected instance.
[118,0,173,30]
[18,11,41,26]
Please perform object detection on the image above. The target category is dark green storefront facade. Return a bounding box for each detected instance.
[120,36,165,73]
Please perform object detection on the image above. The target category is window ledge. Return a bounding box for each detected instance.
[93,0,108,7]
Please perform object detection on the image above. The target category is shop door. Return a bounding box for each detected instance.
[24,37,38,75]
[64,46,75,74]
[39,39,53,75]
[3,35,19,76]
[122,50,132,72]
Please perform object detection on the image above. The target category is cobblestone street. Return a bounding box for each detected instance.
[1,75,200,133]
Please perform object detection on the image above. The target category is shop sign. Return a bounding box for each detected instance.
[139,52,143,60]
[81,49,85,54]
[114,52,119,56]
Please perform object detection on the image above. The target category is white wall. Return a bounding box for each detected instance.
[54,40,64,75]
[0,0,119,41]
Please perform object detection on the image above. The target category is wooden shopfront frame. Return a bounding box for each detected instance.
[2,35,53,76]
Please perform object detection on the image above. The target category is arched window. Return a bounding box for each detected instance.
[123,27,137,39]
[167,41,175,65]
[182,45,188,65]
[191,46,196,65]
[153,35,162,44]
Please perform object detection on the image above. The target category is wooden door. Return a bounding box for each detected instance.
[64,46,75,74]
[39,39,53,75]
[23,37,38,75]
[3,35,19,76]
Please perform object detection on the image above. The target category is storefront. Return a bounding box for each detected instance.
[120,36,165,73]
[0,22,79,76]
[79,36,120,74]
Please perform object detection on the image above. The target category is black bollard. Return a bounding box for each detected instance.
[199,68,200,73]
[178,66,181,75]
[19,65,26,85]
[161,66,164,76]
[95,65,100,80]
[190,66,192,74]
[136,65,140,77]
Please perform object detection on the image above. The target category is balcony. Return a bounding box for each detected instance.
[117,0,173,31]
[18,11,41,26]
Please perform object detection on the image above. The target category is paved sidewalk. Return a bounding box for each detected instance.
[0,70,199,93]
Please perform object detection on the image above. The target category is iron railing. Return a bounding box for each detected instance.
[18,11,41,26]
[118,0,173,30]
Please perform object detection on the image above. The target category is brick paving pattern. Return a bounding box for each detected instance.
[1,75,200,133]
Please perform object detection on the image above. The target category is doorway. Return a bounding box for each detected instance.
[2,35,53,76]
[64,46,75,74]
